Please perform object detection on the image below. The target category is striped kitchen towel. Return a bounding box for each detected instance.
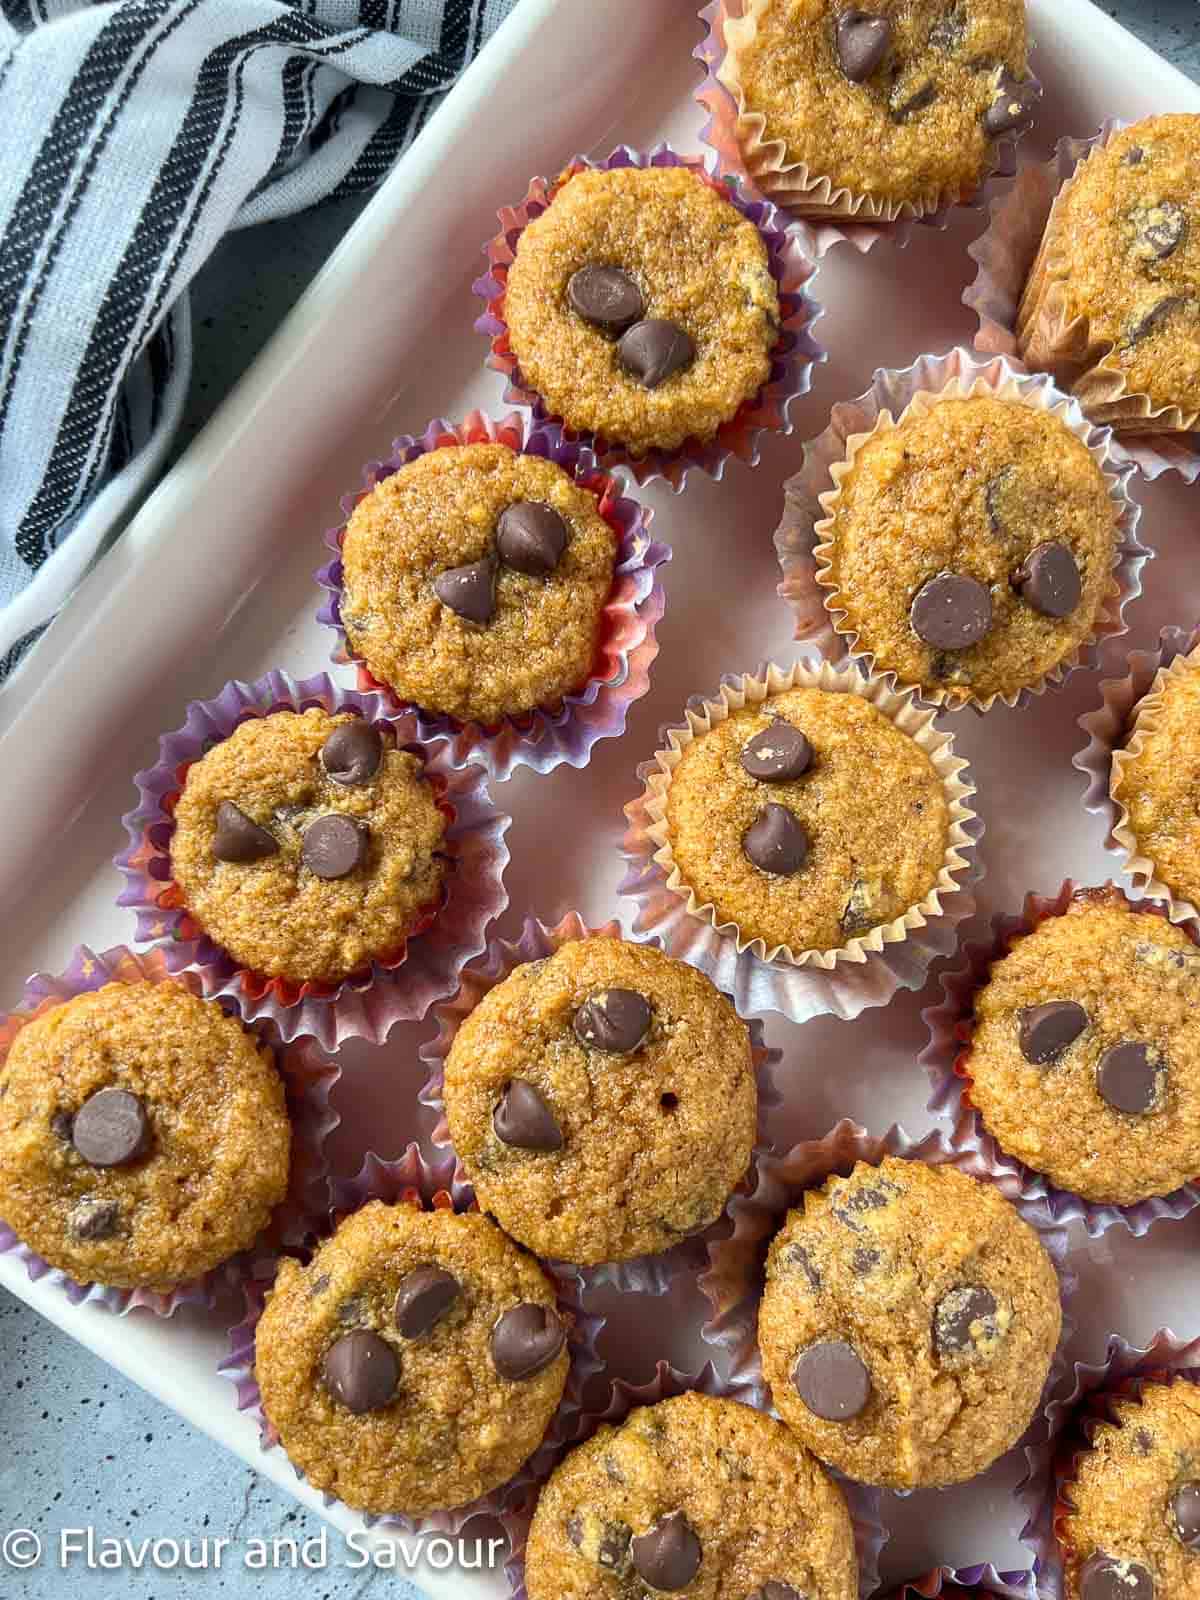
[0,0,516,680]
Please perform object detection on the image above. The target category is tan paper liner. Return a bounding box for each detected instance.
[966,119,1200,482]
[619,656,982,1024]
[697,1119,1075,1537]
[1074,623,1200,927]
[775,348,1147,713]
[498,1359,888,1600]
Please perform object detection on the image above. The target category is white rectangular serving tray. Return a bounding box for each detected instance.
[3,0,1200,1591]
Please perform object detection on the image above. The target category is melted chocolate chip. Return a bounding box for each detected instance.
[928,7,966,50]
[1078,1554,1154,1600]
[617,319,695,389]
[792,1340,871,1421]
[935,1284,1000,1358]
[394,1267,460,1338]
[322,1331,399,1413]
[573,989,652,1054]
[630,1512,702,1592]
[433,557,497,624]
[493,1079,563,1151]
[491,1303,565,1380]
[787,1243,822,1291]
[212,800,279,863]
[68,1198,121,1241]
[1015,541,1082,618]
[302,814,369,879]
[496,501,569,576]
[1096,1042,1163,1115]
[984,70,1040,136]
[910,572,992,649]
[1172,1481,1200,1550]
[71,1089,152,1169]
[1128,295,1191,344]
[740,722,813,782]
[1124,146,1145,166]
[835,10,891,81]
[1134,199,1188,261]
[890,80,936,123]
[320,720,383,785]
[50,1110,74,1143]
[743,803,809,876]
[1018,1000,1088,1064]
[567,265,645,334]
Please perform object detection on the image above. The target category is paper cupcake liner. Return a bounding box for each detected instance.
[499,1358,887,1600]
[775,349,1147,713]
[922,880,1200,1238]
[116,669,510,1050]
[0,944,339,1317]
[418,910,782,1295]
[316,411,670,780]
[472,143,824,492]
[619,657,983,1024]
[697,1119,1074,1542]
[694,0,1037,256]
[220,1141,605,1538]
[1074,624,1200,926]
[966,119,1200,482]
[888,1568,1040,1599]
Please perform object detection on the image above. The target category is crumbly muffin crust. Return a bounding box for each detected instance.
[758,1158,1061,1489]
[0,981,290,1290]
[504,165,778,455]
[442,938,757,1265]
[255,1203,567,1517]
[1115,652,1200,909]
[524,1391,858,1600]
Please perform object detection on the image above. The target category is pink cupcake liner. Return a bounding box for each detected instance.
[775,348,1148,713]
[316,410,669,780]
[922,880,1200,1239]
[965,119,1200,483]
[697,1120,1074,1543]
[499,1358,887,1600]
[418,910,781,1295]
[889,1567,1040,1599]
[472,144,824,492]
[116,669,510,1050]
[0,944,339,1317]
[220,1141,604,1538]
[694,0,1037,258]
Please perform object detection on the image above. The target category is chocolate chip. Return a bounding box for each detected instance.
[496,501,569,576]
[743,803,808,876]
[1124,146,1145,166]
[567,264,645,334]
[573,989,652,1054]
[840,876,882,938]
[50,1110,73,1143]
[750,1586,806,1600]
[566,1515,632,1572]
[630,1512,702,1592]
[1018,1000,1088,1064]
[1097,1042,1163,1114]
[493,1079,563,1151]
[394,1267,460,1338]
[984,70,1039,135]
[835,10,891,81]
[1128,295,1190,344]
[302,814,369,879]
[740,722,813,782]
[491,1303,565,1380]
[910,572,992,649]
[68,1198,121,1241]
[935,1284,1000,1358]
[1134,199,1188,261]
[71,1089,151,1169]
[928,7,966,50]
[890,80,936,123]
[321,720,383,785]
[212,800,278,863]
[308,1273,331,1298]
[1134,1427,1154,1454]
[985,466,1017,537]
[792,1340,871,1421]
[787,1243,822,1291]
[617,319,695,389]
[830,1178,898,1230]
[853,1246,881,1275]
[433,556,497,624]
[1015,541,1082,618]
[1078,1554,1154,1600]
[1173,1482,1200,1549]
[322,1330,399,1413]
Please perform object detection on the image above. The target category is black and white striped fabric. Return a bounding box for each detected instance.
[0,0,515,679]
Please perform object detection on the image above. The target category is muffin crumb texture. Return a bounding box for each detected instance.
[1115,653,1200,910]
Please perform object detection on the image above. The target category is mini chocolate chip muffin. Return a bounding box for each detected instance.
[523,1391,858,1600]
[1018,116,1200,432]
[170,708,446,986]
[964,890,1200,1205]
[1058,1378,1200,1600]
[339,443,617,725]
[1112,651,1200,912]
[758,1157,1061,1488]
[818,395,1120,706]
[441,938,757,1265]
[502,163,779,456]
[720,0,1037,215]
[0,981,290,1290]
[255,1201,568,1517]
[663,685,951,955]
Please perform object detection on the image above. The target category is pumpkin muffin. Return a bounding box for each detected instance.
[441,938,757,1265]
[819,395,1120,706]
[758,1157,1061,1488]
[170,707,447,986]
[663,685,950,954]
[255,1202,568,1517]
[964,889,1200,1205]
[1112,648,1200,911]
[523,1391,858,1600]
[0,980,290,1290]
[502,163,779,456]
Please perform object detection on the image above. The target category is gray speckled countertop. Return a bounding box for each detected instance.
[3,4,1200,1598]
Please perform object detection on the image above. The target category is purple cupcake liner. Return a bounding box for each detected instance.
[220,1141,605,1538]
[499,1358,887,1600]
[774,348,1148,714]
[316,410,669,781]
[889,1568,1041,1599]
[417,910,782,1296]
[0,944,339,1317]
[697,1120,1075,1542]
[473,144,824,492]
[965,119,1200,483]
[921,880,1200,1239]
[116,669,510,1050]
